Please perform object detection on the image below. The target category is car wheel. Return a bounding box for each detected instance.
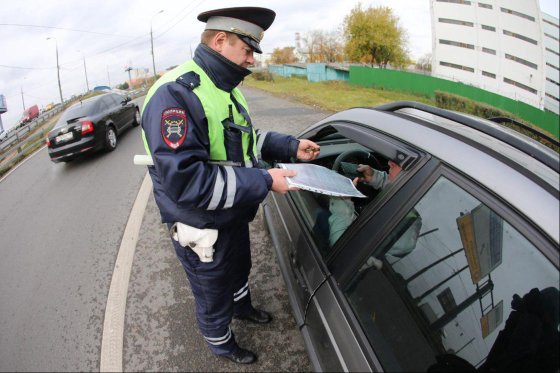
[105,126,118,152]
[132,108,141,127]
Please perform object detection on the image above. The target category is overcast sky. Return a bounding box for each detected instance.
[1,0,558,131]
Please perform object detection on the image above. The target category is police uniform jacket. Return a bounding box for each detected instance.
[142,44,299,229]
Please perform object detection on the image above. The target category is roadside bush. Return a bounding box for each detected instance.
[251,70,274,82]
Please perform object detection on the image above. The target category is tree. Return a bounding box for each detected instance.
[299,30,344,63]
[270,47,298,64]
[416,53,432,73]
[343,4,409,68]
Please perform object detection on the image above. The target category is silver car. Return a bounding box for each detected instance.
[264,101,559,372]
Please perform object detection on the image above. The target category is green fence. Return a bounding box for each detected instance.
[349,66,559,138]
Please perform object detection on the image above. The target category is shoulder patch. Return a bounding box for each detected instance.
[176,71,200,90]
[161,108,187,149]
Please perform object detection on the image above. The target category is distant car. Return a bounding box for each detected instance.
[0,130,8,143]
[264,101,559,372]
[46,93,140,163]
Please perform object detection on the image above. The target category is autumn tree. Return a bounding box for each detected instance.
[300,30,344,63]
[343,4,409,68]
[270,47,298,64]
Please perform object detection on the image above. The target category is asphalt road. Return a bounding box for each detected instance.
[0,109,147,371]
[0,87,331,372]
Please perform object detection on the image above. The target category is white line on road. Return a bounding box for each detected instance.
[100,171,152,372]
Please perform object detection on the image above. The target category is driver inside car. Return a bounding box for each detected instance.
[328,160,402,246]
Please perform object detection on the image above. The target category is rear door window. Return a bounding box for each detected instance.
[343,175,559,371]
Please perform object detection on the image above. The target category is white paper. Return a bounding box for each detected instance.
[277,163,366,198]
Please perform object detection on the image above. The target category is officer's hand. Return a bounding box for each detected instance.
[297,139,320,161]
[268,168,298,194]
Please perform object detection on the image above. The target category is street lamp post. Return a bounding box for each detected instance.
[21,87,25,110]
[78,50,90,92]
[150,10,164,78]
[47,37,64,105]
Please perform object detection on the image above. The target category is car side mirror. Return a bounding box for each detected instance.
[122,97,131,105]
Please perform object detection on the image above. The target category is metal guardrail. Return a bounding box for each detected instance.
[0,108,63,174]
[0,106,63,152]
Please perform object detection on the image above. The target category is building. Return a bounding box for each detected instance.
[430,0,559,115]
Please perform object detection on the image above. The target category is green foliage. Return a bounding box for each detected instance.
[118,82,129,90]
[343,4,409,68]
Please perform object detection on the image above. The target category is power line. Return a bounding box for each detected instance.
[0,64,57,70]
[153,0,206,39]
[0,23,138,38]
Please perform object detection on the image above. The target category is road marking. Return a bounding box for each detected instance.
[100,172,152,372]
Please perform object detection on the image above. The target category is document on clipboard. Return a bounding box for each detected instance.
[277,163,366,198]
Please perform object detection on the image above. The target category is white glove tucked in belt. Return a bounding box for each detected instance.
[171,223,218,262]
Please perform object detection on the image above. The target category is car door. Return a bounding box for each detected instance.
[106,94,128,131]
[265,119,426,371]
[330,164,559,372]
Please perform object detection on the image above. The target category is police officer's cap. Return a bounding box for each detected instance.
[198,7,276,54]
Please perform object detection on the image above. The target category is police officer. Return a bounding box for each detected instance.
[141,6,320,365]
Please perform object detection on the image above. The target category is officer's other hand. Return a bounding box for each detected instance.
[268,168,298,194]
[297,139,320,161]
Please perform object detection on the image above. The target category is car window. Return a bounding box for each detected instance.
[98,99,110,112]
[109,94,123,106]
[54,100,97,129]
[343,176,558,372]
[288,130,404,258]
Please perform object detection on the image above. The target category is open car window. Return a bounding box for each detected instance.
[287,125,408,258]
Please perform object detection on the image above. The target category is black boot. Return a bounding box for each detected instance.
[234,308,272,324]
[223,347,257,364]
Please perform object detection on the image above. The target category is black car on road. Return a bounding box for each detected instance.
[264,101,559,372]
[47,93,140,162]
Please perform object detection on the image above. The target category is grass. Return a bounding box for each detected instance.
[0,116,59,179]
[243,75,434,112]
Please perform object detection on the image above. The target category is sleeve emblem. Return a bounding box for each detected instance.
[161,108,187,149]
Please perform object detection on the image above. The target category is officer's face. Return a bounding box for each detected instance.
[221,34,255,68]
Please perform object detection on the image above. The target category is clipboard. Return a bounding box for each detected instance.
[277,163,366,198]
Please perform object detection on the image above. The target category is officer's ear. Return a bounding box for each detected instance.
[212,31,229,53]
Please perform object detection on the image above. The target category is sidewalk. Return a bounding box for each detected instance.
[122,190,312,371]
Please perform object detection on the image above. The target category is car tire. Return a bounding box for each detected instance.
[104,126,118,152]
[132,108,141,127]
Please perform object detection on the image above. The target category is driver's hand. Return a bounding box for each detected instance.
[356,164,374,184]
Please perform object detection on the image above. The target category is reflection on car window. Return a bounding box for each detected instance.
[289,133,400,258]
[109,94,123,106]
[54,101,97,129]
[344,176,559,372]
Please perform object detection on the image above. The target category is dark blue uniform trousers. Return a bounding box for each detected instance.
[170,222,254,356]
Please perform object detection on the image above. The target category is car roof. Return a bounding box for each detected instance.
[315,103,559,244]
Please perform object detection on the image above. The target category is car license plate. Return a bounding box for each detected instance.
[56,132,73,143]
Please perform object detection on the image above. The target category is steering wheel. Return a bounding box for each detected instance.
[332,149,382,174]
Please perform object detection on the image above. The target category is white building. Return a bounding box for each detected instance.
[430,0,559,115]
